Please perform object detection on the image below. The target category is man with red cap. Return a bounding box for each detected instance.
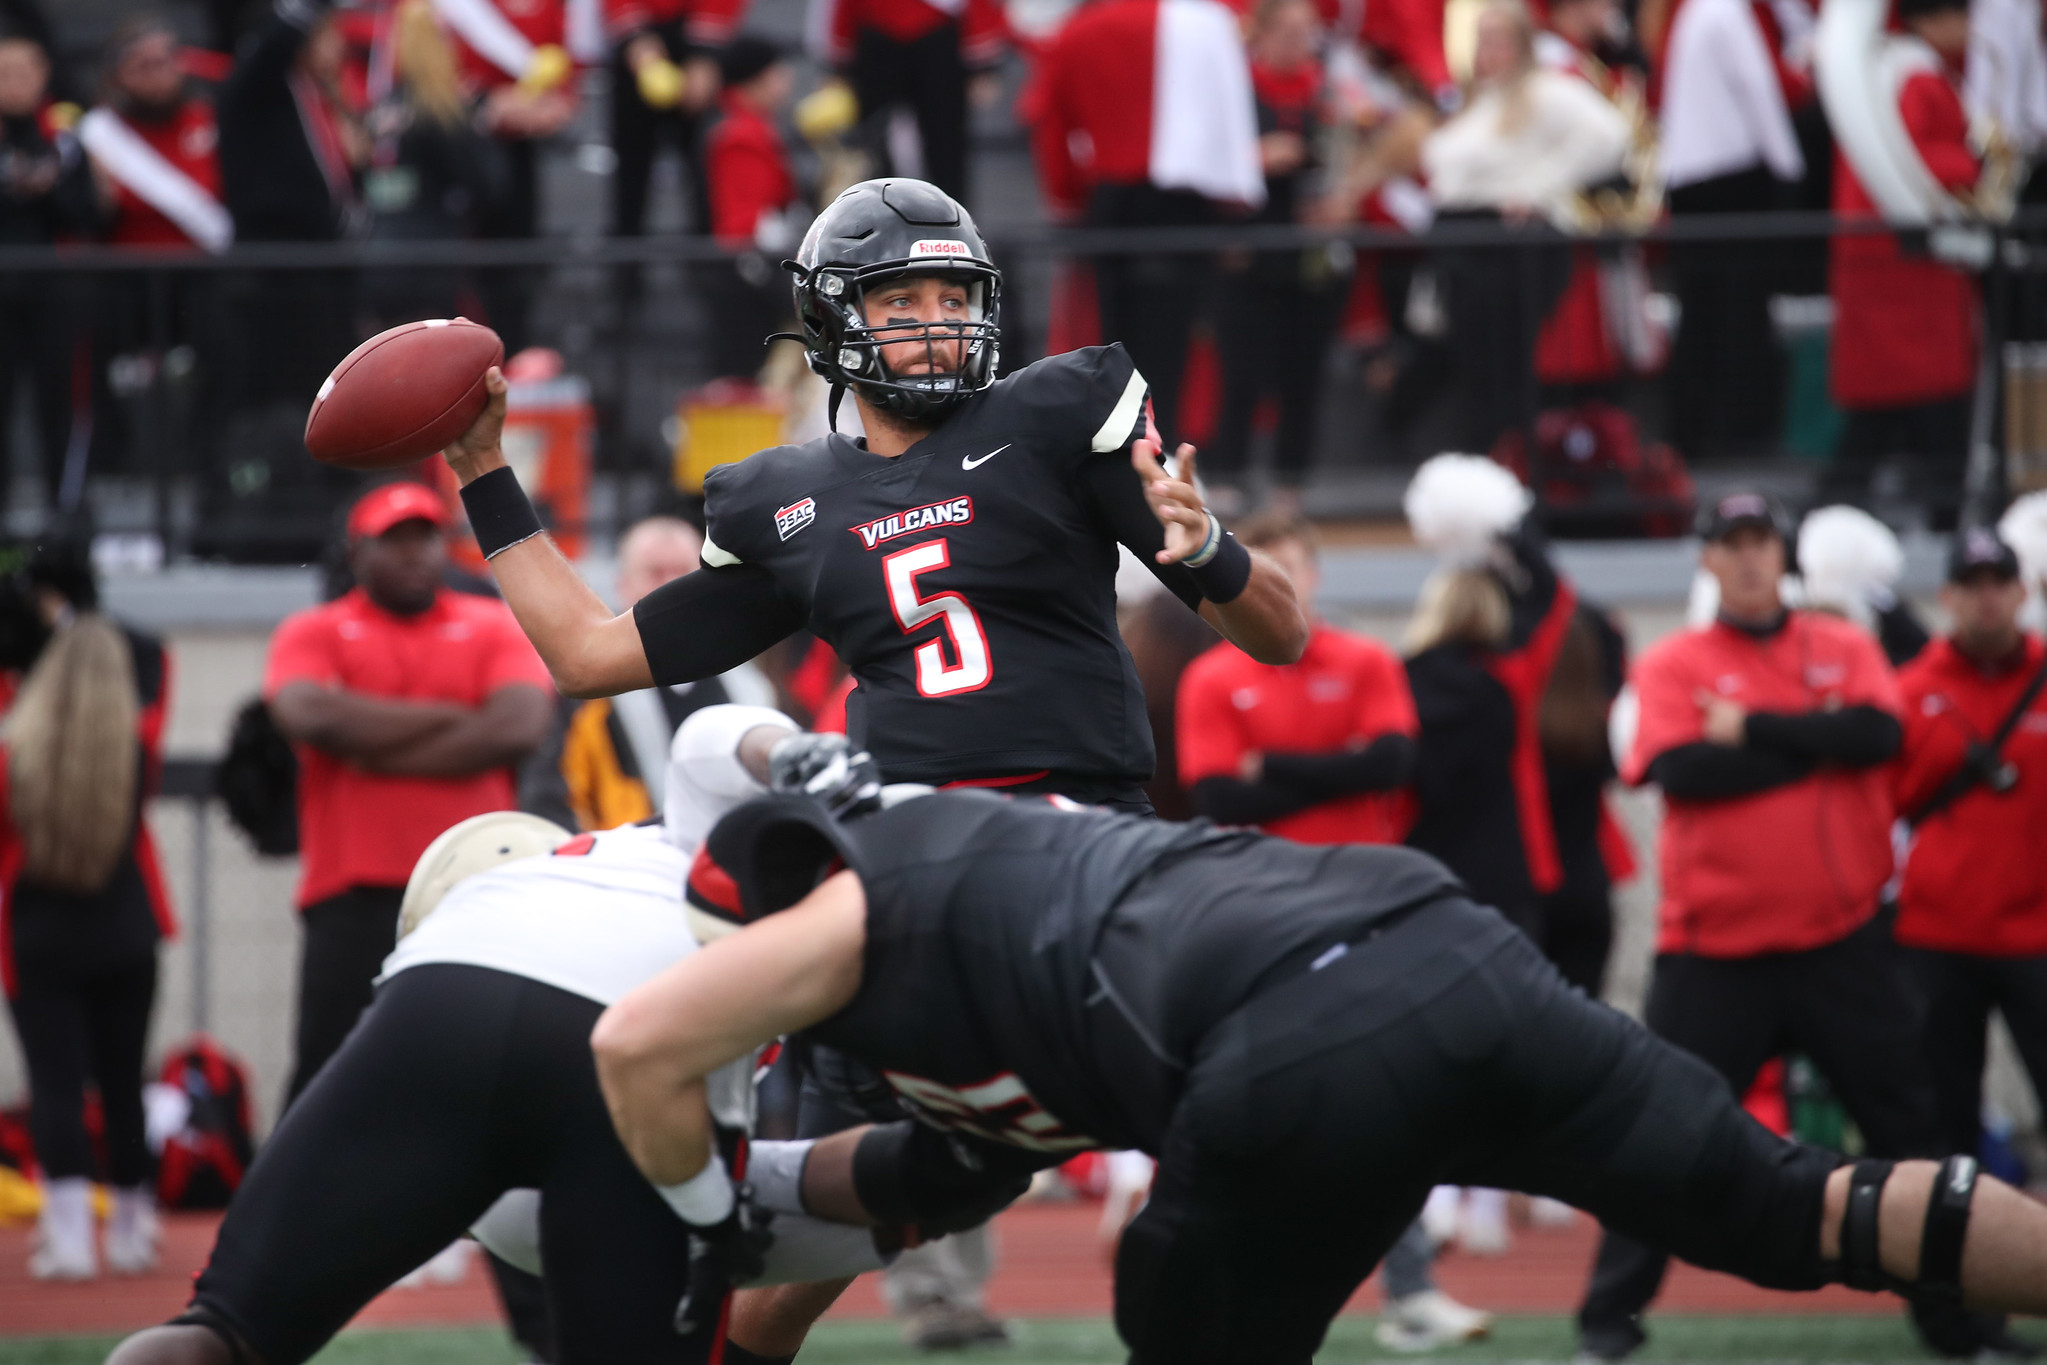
[262,483,554,1106]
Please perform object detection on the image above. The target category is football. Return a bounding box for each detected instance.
[304,318,504,470]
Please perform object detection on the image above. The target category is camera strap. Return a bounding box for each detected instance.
[1909,651,2047,828]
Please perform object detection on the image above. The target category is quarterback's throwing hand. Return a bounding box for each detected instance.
[1132,439,1213,565]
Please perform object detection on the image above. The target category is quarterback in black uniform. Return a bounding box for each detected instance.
[445,177,1306,804]
[593,771,2047,1365]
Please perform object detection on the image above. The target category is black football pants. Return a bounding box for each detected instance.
[284,885,403,1109]
[1578,918,1945,1350]
[1114,897,1844,1365]
[1907,949,2047,1156]
[194,963,709,1365]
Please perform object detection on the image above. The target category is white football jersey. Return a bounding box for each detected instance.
[382,821,696,1006]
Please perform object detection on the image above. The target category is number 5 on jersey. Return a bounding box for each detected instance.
[883,539,992,697]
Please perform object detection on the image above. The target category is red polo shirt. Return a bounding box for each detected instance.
[1177,623,1418,846]
[263,588,553,908]
[1893,635,2047,956]
[1628,611,1901,958]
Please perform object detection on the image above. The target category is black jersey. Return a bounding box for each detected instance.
[764,790,1464,1155]
[694,345,1195,786]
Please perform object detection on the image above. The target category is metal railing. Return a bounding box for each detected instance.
[3,207,2041,555]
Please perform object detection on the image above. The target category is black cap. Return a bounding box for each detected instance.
[1947,527,2022,583]
[719,35,784,86]
[1696,491,1788,543]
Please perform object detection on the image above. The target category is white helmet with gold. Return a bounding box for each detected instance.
[398,811,572,940]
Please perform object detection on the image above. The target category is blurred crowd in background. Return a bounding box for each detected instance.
[0,0,2039,554]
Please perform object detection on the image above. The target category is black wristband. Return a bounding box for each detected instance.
[1187,531,1252,603]
[459,465,544,559]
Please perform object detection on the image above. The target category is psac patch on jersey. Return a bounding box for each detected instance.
[849,496,974,551]
[775,497,817,541]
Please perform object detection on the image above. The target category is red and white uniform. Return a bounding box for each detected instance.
[1025,0,1264,219]
[80,100,228,251]
[433,0,569,89]
[1626,612,1902,957]
[1828,37,1981,412]
[810,0,1005,70]
[1176,624,1420,847]
[1893,636,2047,956]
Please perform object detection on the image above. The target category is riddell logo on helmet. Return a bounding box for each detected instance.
[776,498,817,541]
[850,496,974,550]
[911,239,970,257]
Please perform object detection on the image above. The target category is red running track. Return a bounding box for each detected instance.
[0,1204,1892,1338]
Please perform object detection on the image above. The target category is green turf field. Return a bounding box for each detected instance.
[0,1315,1997,1364]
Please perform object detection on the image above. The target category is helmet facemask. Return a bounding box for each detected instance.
[794,260,1003,423]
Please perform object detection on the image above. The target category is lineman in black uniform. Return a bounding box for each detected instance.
[592,760,2047,1365]
[443,176,1307,806]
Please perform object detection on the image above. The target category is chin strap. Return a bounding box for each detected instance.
[1831,1156,1978,1305]
[827,382,845,434]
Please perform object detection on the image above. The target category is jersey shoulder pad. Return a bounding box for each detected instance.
[702,438,838,566]
[993,344,1151,465]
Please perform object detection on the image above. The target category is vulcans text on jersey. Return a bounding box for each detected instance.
[850,497,975,551]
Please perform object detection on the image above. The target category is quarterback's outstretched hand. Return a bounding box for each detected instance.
[1132,439,1213,565]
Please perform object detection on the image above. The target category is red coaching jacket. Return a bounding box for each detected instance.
[1829,40,1980,411]
[1177,624,1419,846]
[1627,611,1902,957]
[1893,636,2047,956]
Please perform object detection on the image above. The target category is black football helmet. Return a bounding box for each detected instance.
[787,178,1002,422]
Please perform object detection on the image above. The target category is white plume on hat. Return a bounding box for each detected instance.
[1795,505,1902,631]
[1998,492,2047,633]
[1404,454,1532,566]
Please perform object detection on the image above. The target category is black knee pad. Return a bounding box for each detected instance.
[166,1308,257,1365]
[1828,1155,1977,1305]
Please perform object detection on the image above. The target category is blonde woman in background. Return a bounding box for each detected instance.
[360,0,512,327]
[0,546,174,1280]
[1420,0,1631,453]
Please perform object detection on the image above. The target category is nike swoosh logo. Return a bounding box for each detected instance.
[961,444,1010,470]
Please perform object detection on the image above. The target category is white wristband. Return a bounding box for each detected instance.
[1184,511,1225,569]
[657,1153,736,1226]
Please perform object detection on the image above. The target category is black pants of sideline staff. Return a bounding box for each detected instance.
[1909,949,2047,1157]
[285,885,403,1108]
[1577,917,1948,1358]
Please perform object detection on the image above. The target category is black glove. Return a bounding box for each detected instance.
[766,732,883,817]
[672,1186,775,1337]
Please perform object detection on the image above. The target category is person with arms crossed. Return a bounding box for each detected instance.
[595,761,2047,1365]
[1574,493,2002,1361]
[264,483,553,1105]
